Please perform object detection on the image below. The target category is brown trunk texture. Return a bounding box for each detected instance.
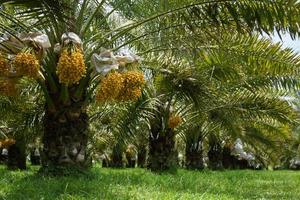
[148,128,177,171]
[185,141,204,170]
[110,145,124,168]
[7,143,26,170]
[30,148,41,165]
[208,140,223,170]
[222,146,249,169]
[137,144,147,168]
[41,108,90,171]
[125,153,136,168]
[0,148,8,164]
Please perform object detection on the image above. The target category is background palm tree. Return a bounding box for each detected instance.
[132,32,300,171]
[0,80,43,169]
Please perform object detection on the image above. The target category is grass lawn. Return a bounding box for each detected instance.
[0,165,300,200]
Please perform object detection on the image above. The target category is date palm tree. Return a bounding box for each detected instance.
[0,80,43,169]
[139,32,300,171]
[177,34,300,170]
[0,0,300,173]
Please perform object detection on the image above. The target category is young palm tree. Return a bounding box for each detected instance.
[143,31,300,170]
[176,33,300,170]
[0,0,300,172]
[0,80,43,169]
[88,88,155,168]
[180,117,214,170]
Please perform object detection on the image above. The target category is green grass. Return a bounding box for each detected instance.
[0,165,300,200]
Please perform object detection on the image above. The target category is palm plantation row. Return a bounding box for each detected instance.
[1,0,300,174]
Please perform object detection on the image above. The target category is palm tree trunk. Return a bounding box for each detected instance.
[222,146,235,169]
[208,137,223,170]
[148,128,177,171]
[0,147,7,164]
[185,139,204,170]
[41,107,91,171]
[30,148,41,165]
[137,144,147,168]
[125,153,136,168]
[110,145,124,168]
[7,140,26,170]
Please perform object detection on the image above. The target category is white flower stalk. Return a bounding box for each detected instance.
[0,33,51,56]
[92,48,141,75]
[92,49,119,76]
[54,43,61,54]
[61,32,82,46]
[115,53,140,66]
[21,33,51,49]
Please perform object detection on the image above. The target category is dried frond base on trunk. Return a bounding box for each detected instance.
[41,110,91,174]
[148,129,178,172]
[137,145,147,168]
[7,143,26,170]
[185,148,204,170]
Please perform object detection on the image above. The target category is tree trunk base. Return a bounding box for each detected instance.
[7,144,26,170]
[148,130,177,172]
[30,153,41,165]
[126,158,136,168]
[185,150,204,170]
[137,147,147,168]
[109,144,125,168]
[0,148,8,164]
[41,111,91,173]
[110,153,124,168]
[208,145,223,170]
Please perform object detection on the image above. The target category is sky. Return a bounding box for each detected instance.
[271,34,300,53]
